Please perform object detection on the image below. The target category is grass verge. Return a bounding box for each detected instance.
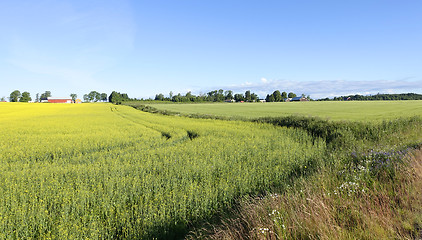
[187,148,422,239]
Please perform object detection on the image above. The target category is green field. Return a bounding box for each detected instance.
[144,101,422,121]
[1,102,421,239]
[0,103,326,239]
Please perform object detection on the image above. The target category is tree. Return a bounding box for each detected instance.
[70,93,77,102]
[35,93,40,103]
[86,91,101,102]
[251,93,258,102]
[101,93,108,102]
[245,90,251,102]
[9,90,21,102]
[19,92,31,102]
[155,93,164,101]
[281,91,287,100]
[288,92,297,98]
[40,91,51,100]
[83,94,89,102]
[217,89,225,102]
[234,93,245,102]
[169,91,173,99]
[273,90,282,102]
[185,91,194,101]
[109,91,130,104]
[0,97,5,102]
[95,92,101,102]
[224,90,233,100]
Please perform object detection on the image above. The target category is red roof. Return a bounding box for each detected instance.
[47,98,72,103]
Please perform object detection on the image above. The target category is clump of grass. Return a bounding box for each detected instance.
[161,131,172,139]
[190,148,422,239]
[187,130,199,140]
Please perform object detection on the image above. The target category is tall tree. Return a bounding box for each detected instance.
[95,92,101,102]
[273,90,282,102]
[19,92,31,102]
[9,90,21,102]
[100,93,108,102]
[83,94,89,102]
[281,91,287,100]
[245,90,251,102]
[251,93,258,102]
[35,93,40,103]
[224,90,233,100]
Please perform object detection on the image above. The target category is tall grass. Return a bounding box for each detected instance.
[187,114,422,239]
[193,148,422,239]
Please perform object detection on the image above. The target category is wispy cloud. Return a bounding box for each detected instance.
[209,78,422,99]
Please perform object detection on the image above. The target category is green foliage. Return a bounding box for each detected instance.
[100,93,108,102]
[9,90,21,102]
[70,93,77,102]
[288,92,297,98]
[109,91,130,104]
[40,91,51,100]
[19,91,31,102]
[320,93,422,101]
[273,90,282,102]
[151,89,259,103]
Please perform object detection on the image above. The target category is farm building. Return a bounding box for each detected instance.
[285,97,309,102]
[47,97,73,103]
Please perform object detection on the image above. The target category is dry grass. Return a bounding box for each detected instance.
[188,149,422,239]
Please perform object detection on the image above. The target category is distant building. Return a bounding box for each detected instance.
[47,97,72,103]
[224,99,235,103]
[75,99,82,104]
[287,97,309,102]
[259,99,266,103]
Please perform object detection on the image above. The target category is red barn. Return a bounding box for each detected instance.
[47,97,73,103]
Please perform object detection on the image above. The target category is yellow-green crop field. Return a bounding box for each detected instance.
[0,103,326,239]
[144,101,422,121]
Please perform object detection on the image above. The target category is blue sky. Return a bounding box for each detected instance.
[1,0,421,100]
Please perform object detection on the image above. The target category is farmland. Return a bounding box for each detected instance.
[142,101,422,121]
[1,102,421,239]
[0,103,325,239]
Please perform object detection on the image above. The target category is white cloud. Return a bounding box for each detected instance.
[210,78,422,99]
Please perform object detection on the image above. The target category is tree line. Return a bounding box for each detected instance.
[154,89,305,103]
[318,93,422,101]
[5,90,131,103]
[154,90,260,102]
[263,91,310,102]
